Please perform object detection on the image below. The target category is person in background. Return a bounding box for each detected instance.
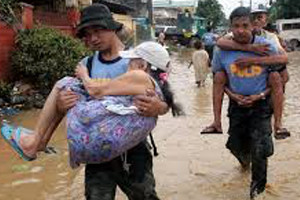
[157,30,166,46]
[201,26,217,62]
[189,40,210,87]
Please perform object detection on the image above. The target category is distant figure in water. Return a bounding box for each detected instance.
[190,40,210,87]
[158,30,166,46]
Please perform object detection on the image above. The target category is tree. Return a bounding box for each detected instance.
[269,0,300,21]
[0,0,21,29]
[196,0,226,29]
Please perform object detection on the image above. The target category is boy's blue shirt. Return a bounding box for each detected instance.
[81,51,129,80]
[212,35,279,96]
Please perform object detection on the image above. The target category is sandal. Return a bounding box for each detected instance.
[274,128,291,140]
[200,126,223,134]
[1,122,36,161]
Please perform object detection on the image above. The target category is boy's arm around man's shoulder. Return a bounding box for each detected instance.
[217,34,274,56]
[234,37,288,68]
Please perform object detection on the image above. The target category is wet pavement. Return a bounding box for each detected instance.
[1,51,300,200]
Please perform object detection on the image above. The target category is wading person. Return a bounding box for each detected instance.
[189,40,210,87]
[201,26,217,62]
[2,4,170,200]
[201,9,289,137]
[251,8,290,138]
[209,7,280,199]
[1,41,183,167]
[157,30,166,46]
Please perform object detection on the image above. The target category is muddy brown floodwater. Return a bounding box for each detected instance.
[1,50,300,200]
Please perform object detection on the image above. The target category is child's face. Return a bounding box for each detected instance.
[128,58,147,71]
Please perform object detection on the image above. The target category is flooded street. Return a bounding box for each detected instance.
[1,50,300,200]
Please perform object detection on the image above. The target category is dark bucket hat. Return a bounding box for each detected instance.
[76,3,123,38]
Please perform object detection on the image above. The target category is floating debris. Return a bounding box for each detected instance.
[11,164,30,173]
[0,107,20,116]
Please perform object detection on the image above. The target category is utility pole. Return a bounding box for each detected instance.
[250,0,252,10]
[147,0,153,25]
[239,0,244,7]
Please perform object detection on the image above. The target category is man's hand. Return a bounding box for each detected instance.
[56,89,79,114]
[230,93,247,106]
[230,93,262,107]
[247,44,270,56]
[243,94,261,106]
[133,89,168,117]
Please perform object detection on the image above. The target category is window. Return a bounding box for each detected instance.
[283,23,292,30]
[293,23,300,29]
[282,22,300,30]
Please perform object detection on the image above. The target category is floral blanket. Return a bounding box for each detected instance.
[56,77,161,168]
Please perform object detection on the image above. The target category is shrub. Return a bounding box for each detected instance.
[11,27,91,92]
[0,0,19,26]
[0,81,13,100]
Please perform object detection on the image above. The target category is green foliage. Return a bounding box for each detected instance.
[0,0,16,14]
[0,0,19,26]
[11,27,91,91]
[0,81,13,99]
[196,0,226,29]
[269,0,300,21]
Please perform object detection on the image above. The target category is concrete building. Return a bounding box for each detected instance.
[153,0,198,14]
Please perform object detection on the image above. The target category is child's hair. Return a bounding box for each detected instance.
[194,40,203,50]
[148,64,184,117]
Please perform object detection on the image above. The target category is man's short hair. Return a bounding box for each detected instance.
[229,7,251,23]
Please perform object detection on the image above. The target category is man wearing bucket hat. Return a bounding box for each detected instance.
[57,4,168,200]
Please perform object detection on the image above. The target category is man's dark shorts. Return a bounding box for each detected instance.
[85,141,160,200]
[226,97,274,160]
[267,65,286,73]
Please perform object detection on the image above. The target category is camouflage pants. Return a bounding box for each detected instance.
[85,141,160,200]
[226,97,274,194]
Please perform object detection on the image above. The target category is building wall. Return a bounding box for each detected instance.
[114,14,135,30]
[0,22,16,80]
[78,0,92,7]
[125,0,148,18]
[154,7,179,19]
[0,5,77,81]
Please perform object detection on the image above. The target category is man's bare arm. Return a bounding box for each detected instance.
[217,37,270,56]
[234,54,288,68]
[252,54,288,66]
[212,72,226,128]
